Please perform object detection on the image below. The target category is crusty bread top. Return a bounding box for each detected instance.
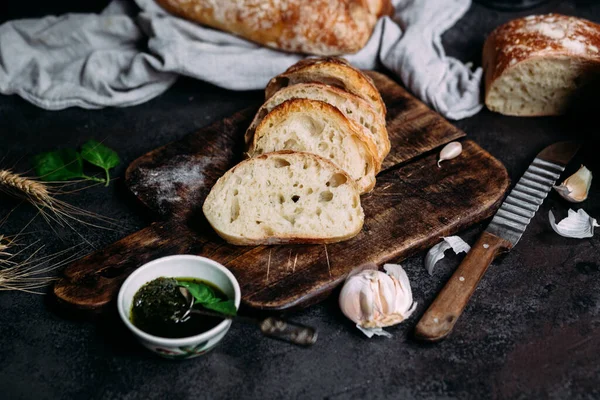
[484,14,600,84]
[156,0,392,56]
[245,82,389,167]
[372,0,395,18]
[265,57,387,118]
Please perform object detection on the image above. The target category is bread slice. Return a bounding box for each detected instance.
[265,57,387,118]
[245,83,390,168]
[202,151,364,245]
[483,14,600,116]
[247,99,378,193]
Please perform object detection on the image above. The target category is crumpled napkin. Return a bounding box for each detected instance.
[0,0,482,120]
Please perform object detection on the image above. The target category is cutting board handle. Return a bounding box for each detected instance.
[53,221,191,313]
[414,231,512,342]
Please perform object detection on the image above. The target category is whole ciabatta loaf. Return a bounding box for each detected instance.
[265,57,387,118]
[202,151,364,245]
[484,14,600,116]
[155,0,393,56]
[245,83,389,169]
[247,99,378,193]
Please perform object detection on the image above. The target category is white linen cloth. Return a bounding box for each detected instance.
[0,0,483,120]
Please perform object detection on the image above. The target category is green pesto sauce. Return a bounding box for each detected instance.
[130,277,227,339]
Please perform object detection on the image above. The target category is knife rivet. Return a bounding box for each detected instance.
[483,243,490,249]
[433,317,439,323]
[459,276,465,282]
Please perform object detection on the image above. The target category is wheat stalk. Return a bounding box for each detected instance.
[0,169,118,240]
[0,235,11,259]
[0,243,83,294]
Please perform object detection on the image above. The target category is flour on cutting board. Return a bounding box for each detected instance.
[132,156,211,210]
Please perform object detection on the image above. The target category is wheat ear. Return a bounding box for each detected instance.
[0,169,118,234]
[0,170,50,204]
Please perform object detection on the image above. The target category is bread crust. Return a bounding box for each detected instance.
[249,99,379,193]
[244,82,390,169]
[155,0,393,56]
[265,57,387,118]
[202,151,364,246]
[483,13,600,116]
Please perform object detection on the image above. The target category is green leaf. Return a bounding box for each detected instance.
[32,149,85,181]
[177,281,237,317]
[80,140,120,186]
[203,300,237,316]
[178,281,220,305]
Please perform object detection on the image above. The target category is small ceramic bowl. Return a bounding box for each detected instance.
[117,255,241,360]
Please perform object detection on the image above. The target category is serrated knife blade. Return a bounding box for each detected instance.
[415,141,580,342]
[486,141,581,247]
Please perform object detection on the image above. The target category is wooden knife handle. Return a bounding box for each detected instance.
[414,231,512,342]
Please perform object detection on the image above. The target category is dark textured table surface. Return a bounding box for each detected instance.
[1,1,599,399]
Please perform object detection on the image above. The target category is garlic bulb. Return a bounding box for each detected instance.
[553,165,592,203]
[437,142,463,168]
[339,264,417,338]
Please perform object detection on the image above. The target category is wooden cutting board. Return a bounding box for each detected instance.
[53,72,510,313]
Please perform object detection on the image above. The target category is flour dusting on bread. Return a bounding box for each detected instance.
[157,0,392,56]
[483,14,600,116]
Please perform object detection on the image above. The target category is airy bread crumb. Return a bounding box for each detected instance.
[202,151,364,245]
[248,99,378,193]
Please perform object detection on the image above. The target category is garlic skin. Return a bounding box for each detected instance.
[437,142,463,168]
[425,236,471,276]
[549,209,599,239]
[553,165,592,203]
[339,264,417,337]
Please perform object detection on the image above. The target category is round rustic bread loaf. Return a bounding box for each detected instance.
[483,13,600,116]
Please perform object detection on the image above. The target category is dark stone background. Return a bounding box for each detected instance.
[1,1,599,399]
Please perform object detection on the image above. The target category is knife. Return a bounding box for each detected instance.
[414,141,581,342]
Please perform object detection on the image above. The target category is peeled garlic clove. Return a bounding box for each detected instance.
[549,209,599,239]
[338,264,416,338]
[553,165,592,203]
[437,141,462,168]
[424,236,471,276]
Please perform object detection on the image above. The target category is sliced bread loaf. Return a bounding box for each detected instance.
[483,14,600,116]
[247,99,378,193]
[245,83,390,168]
[265,57,387,118]
[202,151,364,245]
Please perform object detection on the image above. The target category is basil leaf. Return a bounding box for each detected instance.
[32,149,85,181]
[80,140,120,186]
[178,281,237,316]
[203,300,237,316]
[178,281,220,305]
